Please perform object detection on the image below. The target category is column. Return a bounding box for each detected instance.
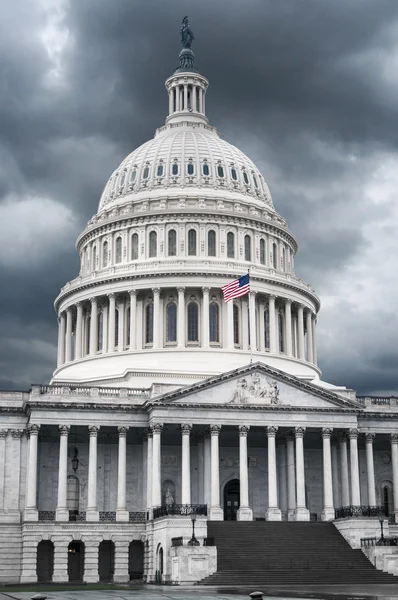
[209,425,223,520]
[294,427,310,520]
[226,298,234,349]
[306,310,313,363]
[297,304,305,360]
[75,302,83,360]
[146,428,153,510]
[197,434,205,503]
[249,291,257,352]
[259,301,265,353]
[0,430,6,513]
[108,293,116,352]
[391,434,398,522]
[192,85,197,111]
[129,290,137,349]
[89,297,98,355]
[237,426,252,520]
[102,303,108,353]
[181,424,192,504]
[312,314,318,366]
[56,425,70,521]
[268,295,277,353]
[152,288,160,349]
[286,433,296,521]
[349,428,361,506]
[116,426,129,521]
[363,433,376,506]
[321,428,335,521]
[177,287,186,347]
[331,442,341,508]
[24,424,40,521]
[285,300,293,356]
[151,423,162,507]
[168,87,173,114]
[202,287,210,348]
[204,429,211,508]
[339,433,350,506]
[65,308,72,362]
[57,313,66,366]
[176,85,180,111]
[86,425,100,521]
[198,88,203,113]
[266,426,282,520]
[114,540,130,583]
[117,298,125,351]
[184,84,188,110]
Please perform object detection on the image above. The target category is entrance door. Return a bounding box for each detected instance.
[37,541,54,582]
[129,541,144,580]
[68,541,84,582]
[224,478,240,520]
[99,541,115,582]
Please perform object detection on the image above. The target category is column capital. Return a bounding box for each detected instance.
[210,424,221,436]
[151,423,163,434]
[177,287,186,294]
[0,429,7,439]
[285,431,295,442]
[76,301,83,309]
[117,426,129,437]
[10,429,24,439]
[365,432,375,442]
[268,294,277,302]
[391,433,398,444]
[267,426,278,437]
[322,427,333,439]
[89,296,98,305]
[285,298,292,306]
[108,292,116,300]
[295,427,306,438]
[239,425,250,437]
[203,427,211,439]
[152,287,161,295]
[349,428,359,439]
[181,423,192,434]
[28,424,40,437]
[202,287,210,294]
[145,427,153,439]
[88,425,100,437]
[129,289,137,297]
[249,290,257,297]
[59,425,70,436]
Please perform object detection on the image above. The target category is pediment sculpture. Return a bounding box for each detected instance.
[230,373,280,405]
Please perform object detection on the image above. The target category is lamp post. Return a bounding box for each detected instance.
[378,513,385,545]
[188,512,200,546]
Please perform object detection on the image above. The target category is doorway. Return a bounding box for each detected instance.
[224,478,240,520]
[99,541,115,582]
[37,541,54,582]
[381,481,394,516]
[129,540,144,580]
[68,541,84,582]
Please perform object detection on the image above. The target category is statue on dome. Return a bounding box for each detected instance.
[181,16,194,49]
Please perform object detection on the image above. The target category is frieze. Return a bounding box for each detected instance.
[220,456,257,468]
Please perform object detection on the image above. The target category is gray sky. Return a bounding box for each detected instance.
[1,0,397,394]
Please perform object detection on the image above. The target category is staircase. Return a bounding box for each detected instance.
[199,522,397,585]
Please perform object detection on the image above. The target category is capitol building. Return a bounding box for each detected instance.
[1,20,398,586]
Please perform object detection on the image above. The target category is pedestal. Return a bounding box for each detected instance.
[266,507,282,521]
[23,508,38,522]
[86,509,99,522]
[321,508,335,521]
[295,507,310,521]
[237,507,253,521]
[55,508,69,522]
[116,509,129,522]
[209,507,224,520]
[288,509,296,521]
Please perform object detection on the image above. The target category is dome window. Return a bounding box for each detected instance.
[187,163,194,176]
[244,235,252,262]
[188,229,197,256]
[168,229,177,256]
[166,302,177,343]
[172,163,179,176]
[231,167,238,181]
[208,230,216,257]
[203,163,210,176]
[260,239,266,265]
[209,302,220,343]
[102,241,108,267]
[143,167,150,180]
[217,165,224,178]
[233,304,240,346]
[120,171,126,187]
[115,237,122,264]
[131,233,138,260]
[227,232,235,258]
[253,174,258,188]
[149,231,157,258]
[187,302,199,343]
[145,303,154,345]
[264,308,270,349]
[157,164,164,177]
[272,242,277,269]
[278,312,285,353]
[130,169,137,184]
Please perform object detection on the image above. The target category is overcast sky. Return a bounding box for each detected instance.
[1,0,398,394]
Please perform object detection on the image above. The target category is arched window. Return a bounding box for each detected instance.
[278,312,284,353]
[168,229,177,256]
[217,165,224,178]
[166,302,177,343]
[102,241,108,267]
[208,230,216,257]
[187,302,199,343]
[149,231,157,258]
[92,246,97,271]
[272,242,277,269]
[243,170,249,185]
[260,239,266,265]
[264,308,270,349]
[172,163,179,176]
[233,304,240,345]
[188,229,197,256]
[115,237,122,264]
[120,171,126,187]
[231,167,238,181]
[203,163,210,176]
[253,173,258,188]
[227,232,235,259]
[131,233,138,260]
[157,164,164,177]
[145,303,154,345]
[244,235,251,261]
[209,302,220,343]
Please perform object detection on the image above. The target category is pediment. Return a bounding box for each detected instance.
[155,362,360,411]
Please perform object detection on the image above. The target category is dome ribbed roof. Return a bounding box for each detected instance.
[98,122,274,213]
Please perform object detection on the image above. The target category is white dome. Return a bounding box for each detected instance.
[98,122,274,213]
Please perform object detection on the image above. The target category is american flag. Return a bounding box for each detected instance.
[222,273,250,302]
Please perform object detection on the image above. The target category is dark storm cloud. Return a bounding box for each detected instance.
[0,0,398,392]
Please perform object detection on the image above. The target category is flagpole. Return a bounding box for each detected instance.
[247,268,253,365]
